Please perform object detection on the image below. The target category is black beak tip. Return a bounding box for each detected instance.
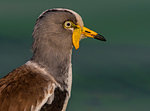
[94,34,106,41]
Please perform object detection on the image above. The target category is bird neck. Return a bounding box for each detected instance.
[31,45,72,89]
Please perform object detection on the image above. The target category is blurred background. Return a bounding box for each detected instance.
[0,0,150,111]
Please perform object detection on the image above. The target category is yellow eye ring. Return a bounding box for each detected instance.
[64,21,72,28]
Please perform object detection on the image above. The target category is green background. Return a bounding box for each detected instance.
[0,0,150,111]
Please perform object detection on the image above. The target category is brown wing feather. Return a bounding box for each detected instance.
[0,64,55,111]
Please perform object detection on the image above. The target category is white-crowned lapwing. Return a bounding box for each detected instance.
[0,8,106,111]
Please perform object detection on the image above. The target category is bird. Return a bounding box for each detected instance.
[0,8,106,111]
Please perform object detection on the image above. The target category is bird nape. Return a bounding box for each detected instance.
[0,8,106,111]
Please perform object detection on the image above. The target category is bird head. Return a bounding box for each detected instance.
[32,8,106,51]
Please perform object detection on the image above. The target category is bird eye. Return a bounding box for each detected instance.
[64,21,72,28]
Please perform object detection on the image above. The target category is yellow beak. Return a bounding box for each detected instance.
[72,25,106,50]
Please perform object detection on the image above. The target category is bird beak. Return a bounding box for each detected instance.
[72,25,106,50]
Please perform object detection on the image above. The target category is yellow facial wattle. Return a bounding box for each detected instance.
[72,26,82,50]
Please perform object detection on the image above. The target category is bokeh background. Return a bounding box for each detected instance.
[0,0,150,111]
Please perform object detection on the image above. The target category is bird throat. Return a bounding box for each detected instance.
[31,43,72,90]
